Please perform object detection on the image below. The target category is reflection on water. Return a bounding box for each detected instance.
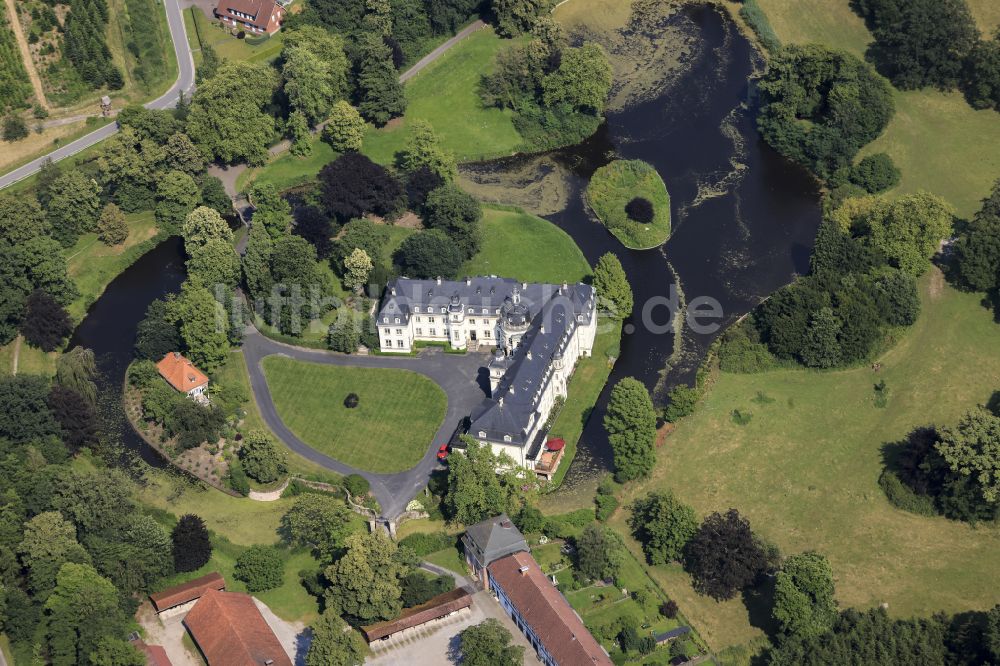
[463,4,822,492]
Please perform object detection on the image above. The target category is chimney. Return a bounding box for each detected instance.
[518,565,530,575]
[390,287,396,296]
[466,276,472,286]
[436,276,442,285]
[521,282,527,290]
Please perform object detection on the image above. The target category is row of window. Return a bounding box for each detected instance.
[411,306,499,315]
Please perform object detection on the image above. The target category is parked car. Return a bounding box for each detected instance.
[437,444,450,461]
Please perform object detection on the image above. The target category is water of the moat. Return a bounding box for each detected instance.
[69,4,820,483]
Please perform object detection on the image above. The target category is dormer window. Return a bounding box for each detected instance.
[382,317,388,323]
[394,318,400,324]
[440,307,446,313]
[481,308,487,314]
[414,306,420,313]
[503,435,512,442]
[478,431,486,437]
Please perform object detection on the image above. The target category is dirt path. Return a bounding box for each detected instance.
[247,479,289,501]
[11,335,21,375]
[399,20,485,83]
[4,0,49,111]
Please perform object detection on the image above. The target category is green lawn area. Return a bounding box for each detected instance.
[461,206,592,284]
[0,338,58,377]
[755,0,1000,218]
[262,357,447,473]
[586,160,672,250]
[424,545,468,576]
[184,7,285,67]
[610,273,1000,652]
[240,137,338,192]
[65,210,165,321]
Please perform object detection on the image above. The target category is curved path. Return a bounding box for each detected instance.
[242,326,490,522]
[0,0,196,189]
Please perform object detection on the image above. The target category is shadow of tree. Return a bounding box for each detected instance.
[741,575,779,641]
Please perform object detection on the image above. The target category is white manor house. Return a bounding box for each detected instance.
[377,276,597,479]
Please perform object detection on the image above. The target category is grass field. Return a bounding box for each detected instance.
[755,0,1000,218]
[586,160,672,249]
[461,206,592,284]
[262,357,447,473]
[610,273,1000,651]
[0,337,57,376]
[424,545,468,576]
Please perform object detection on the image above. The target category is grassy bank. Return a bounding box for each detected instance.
[262,357,447,473]
[610,273,1000,651]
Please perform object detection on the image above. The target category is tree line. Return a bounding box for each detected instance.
[63,0,123,90]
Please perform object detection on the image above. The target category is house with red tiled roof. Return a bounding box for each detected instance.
[487,550,612,666]
[184,589,292,666]
[156,352,209,402]
[215,0,285,35]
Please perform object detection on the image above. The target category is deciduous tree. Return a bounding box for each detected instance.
[393,229,462,279]
[44,563,125,666]
[97,203,129,246]
[490,0,550,37]
[400,120,457,180]
[305,610,366,666]
[604,377,656,482]
[772,551,838,638]
[0,375,59,444]
[356,34,406,125]
[280,494,355,561]
[575,524,625,582]
[323,101,367,152]
[319,152,403,221]
[628,491,698,565]
[343,248,374,292]
[423,184,482,260]
[249,182,292,239]
[18,512,91,598]
[458,618,524,666]
[683,509,767,601]
[155,170,200,233]
[167,280,229,371]
[22,290,72,352]
[323,531,405,622]
[46,171,102,247]
[445,438,521,525]
[183,206,233,249]
[935,407,1000,503]
[239,430,287,484]
[234,545,284,592]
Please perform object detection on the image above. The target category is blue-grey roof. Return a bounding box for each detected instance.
[462,514,528,565]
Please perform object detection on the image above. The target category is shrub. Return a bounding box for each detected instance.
[878,469,937,516]
[2,115,29,142]
[398,531,456,557]
[660,599,679,618]
[717,324,777,373]
[234,545,284,592]
[343,392,359,408]
[228,458,250,496]
[850,153,900,193]
[731,409,753,426]
[739,0,781,53]
[625,197,654,223]
[664,384,700,422]
[594,493,619,522]
[344,473,370,498]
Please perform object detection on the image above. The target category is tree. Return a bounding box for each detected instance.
[323,531,405,622]
[953,179,1000,292]
[0,192,49,244]
[167,280,229,371]
[171,514,212,573]
[288,110,312,157]
[393,229,462,279]
[56,346,98,406]
[239,430,287,484]
[575,524,625,582]
[683,509,767,600]
[44,563,125,666]
[187,238,241,289]
[663,384,700,422]
[491,0,549,37]
[249,182,293,239]
[772,551,838,639]
[283,46,340,126]
[242,223,274,301]
[542,43,612,113]
[323,101,367,152]
[343,248,374,292]
[46,171,102,247]
[406,166,444,211]
[593,252,633,319]
[800,307,842,368]
[135,299,182,361]
[22,290,72,352]
[628,491,698,565]
[183,206,233,249]
[445,438,521,524]
[47,385,99,451]
[963,37,1000,111]
[89,638,145,666]
[2,115,28,142]
[48,470,134,535]
[319,151,403,222]
[458,618,524,666]
[849,153,900,193]
[305,610,366,666]
[268,234,328,334]
[97,203,129,246]
[626,197,655,223]
[280,494,355,561]
[186,61,276,165]
[400,120,457,180]
[18,512,91,598]
[234,545,284,592]
[401,570,453,606]
[155,170,200,232]
[356,34,406,125]
[423,184,482,260]
[604,377,657,482]
[281,26,349,99]
[934,407,1000,503]
[0,375,59,443]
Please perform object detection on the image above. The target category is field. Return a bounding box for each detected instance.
[586,160,672,250]
[610,273,1000,651]
[461,206,592,284]
[755,0,1000,218]
[262,357,447,473]
[0,337,57,376]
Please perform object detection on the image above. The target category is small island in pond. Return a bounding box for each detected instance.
[586,159,672,250]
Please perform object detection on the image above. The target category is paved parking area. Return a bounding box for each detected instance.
[366,591,541,665]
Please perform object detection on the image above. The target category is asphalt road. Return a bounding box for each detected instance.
[0,0,196,190]
[242,326,490,522]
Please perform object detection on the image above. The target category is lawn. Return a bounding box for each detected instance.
[586,160,672,250]
[609,273,1000,652]
[461,206,592,284]
[424,545,468,576]
[262,357,447,473]
[755,0,1000,218]
[184,7,285,67]
[0,337,57,376]
[65,210,165,320]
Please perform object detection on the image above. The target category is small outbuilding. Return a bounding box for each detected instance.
[655,626,691,645]
[361,588,473,642]
[149,572,226,614]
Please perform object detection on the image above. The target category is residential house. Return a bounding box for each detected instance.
[156,352,209,402]
[214,0,284,35]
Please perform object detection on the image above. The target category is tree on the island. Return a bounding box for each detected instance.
[47,385,99,452]
[323,101,367,152]
[167,279,229,371]
[490,0,549,37]
[575,523,625,582]
[56,346,98,406]
[542,42,613,113]
[343,248,374,292]
[44,563,127,665]
[155,170,201,233]
[18,511,91,598]
[683,508,768,601]
[46,171,102,247]
[135,299,182,361]
[934,407,1000,503]
[423,184,482,260]
[97,203,129,246]
[242,223,275,302]
[323,531,405,622]
[400,120,457,180]
[592,252,633,319]
[604,377,657,482]
[625,197,655,223]
[628,490,698,565]
[288,110,312,157]
[319,152,403,222]
[239,430,287,484]
[22,290,72,352]
[280,494,355,561]
[457,618,524,666]
[355,33,406,125]
[953,179,1000,293]
[249,182,293,239]
[183,206,233,249]
[445,438,521,525]
[393,230,463,279]
[234,545,284,593]
[171,514,213,573]
[772,551,838,639]
[305,609,367,666]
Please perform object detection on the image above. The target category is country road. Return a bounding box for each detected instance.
[0,0,196,190]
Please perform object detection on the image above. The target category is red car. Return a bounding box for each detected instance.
[437,444,450,461]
